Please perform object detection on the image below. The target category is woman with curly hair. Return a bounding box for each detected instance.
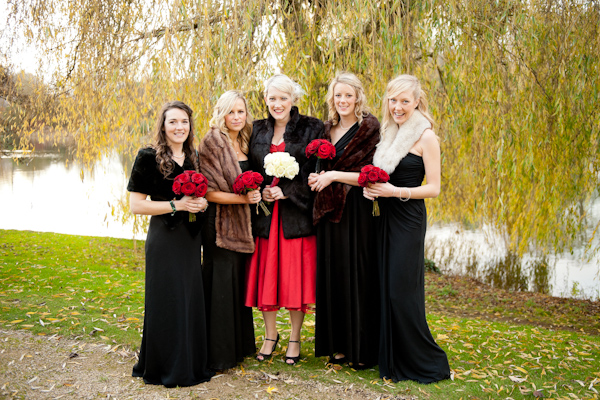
[309,72,381,369]
[128,100,213,387]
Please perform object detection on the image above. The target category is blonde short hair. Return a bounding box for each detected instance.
[380,74,434,140]
[209,90,253,155]
[325,72,369,125]
[263,74,305,104]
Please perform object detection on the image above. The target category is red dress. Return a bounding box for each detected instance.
[245,142,317,312]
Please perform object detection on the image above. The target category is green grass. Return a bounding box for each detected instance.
[1,229,599,399]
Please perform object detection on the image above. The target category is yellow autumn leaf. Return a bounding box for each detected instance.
[266,386,278,394]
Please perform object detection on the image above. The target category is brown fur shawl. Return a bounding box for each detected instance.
[313,113,381,225]
[198,127,254,253]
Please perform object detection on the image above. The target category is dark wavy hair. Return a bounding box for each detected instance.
[151,101,198,178]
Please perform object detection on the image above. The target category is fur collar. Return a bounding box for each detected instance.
[372,110,430,174]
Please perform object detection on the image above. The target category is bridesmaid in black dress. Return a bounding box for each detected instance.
[128,101,214,387]
[198,90,260,370]
[309,72,380,368]
[364,75,450,383]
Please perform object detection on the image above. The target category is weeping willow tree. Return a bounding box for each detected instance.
[2,0,599,257]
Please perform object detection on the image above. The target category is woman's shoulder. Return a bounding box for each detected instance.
[200,127,227,148]
[362,113,381,130]
[135,146,156,162]
[297,113,324,132]
[415,128,440,153]
[252,118,269,132]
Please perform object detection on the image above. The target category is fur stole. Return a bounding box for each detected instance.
[313,113,381,225]
[372,110,430,174]
[198,127,254,253]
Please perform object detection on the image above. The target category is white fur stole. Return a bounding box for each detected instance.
[372,109,431,174]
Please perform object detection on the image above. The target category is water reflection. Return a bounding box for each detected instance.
[426,222,600,300]
[0,150,144,240]
[1,150,598,299]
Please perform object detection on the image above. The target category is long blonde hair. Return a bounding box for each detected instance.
[209,90,253,155]
[325,72,369,125]
[380,75,434,141]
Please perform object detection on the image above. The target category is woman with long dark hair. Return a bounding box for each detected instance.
[128,100,213,387]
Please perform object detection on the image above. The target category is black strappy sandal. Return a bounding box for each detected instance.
[285,340,301,365]
[256,333,279,361]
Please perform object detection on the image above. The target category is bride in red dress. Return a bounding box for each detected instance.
[245,74,323,365]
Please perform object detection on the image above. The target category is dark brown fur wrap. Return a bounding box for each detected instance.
[313,113,381,225]
[249,106,324,239]
[198,127,254,253]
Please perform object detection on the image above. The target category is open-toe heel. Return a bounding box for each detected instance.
[285,340,301,366]
[256,333,279,361]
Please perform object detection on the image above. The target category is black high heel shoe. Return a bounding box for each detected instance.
[256,333,279,361]
[285,340,301,365]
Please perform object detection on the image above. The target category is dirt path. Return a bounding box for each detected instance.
[0,330,410,400]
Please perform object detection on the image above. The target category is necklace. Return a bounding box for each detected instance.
[339,119,356,130]
[172,153,185,159]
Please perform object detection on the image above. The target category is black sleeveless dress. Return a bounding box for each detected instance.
[315,123,380,367]
[128,148,214,387]
[376,153,450,383]
[202,159,256,370]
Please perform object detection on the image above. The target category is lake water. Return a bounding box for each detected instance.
[1,150,598,299]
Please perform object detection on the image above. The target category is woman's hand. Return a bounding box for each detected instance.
[308,171,334,192]
[177,195,207,213]
[245,190,262,204]
[262,186,272,202]
[363,182,397,200]
[264,185,288,201]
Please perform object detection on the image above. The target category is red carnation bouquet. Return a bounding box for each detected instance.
[233,170,270,216]
[358,164,390,216]
[172,170,208,222]
[305,139,336,172]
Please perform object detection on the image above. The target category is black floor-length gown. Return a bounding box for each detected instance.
[376,153,450,383]
[202,160,256,370]
[128,148,214,387]
[315,124,380,367]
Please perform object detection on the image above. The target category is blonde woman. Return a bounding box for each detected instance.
[245,74,323,365]
[198,90,261,370]
[364,75,450,383]
[128,101,213,387]
[308,72,381,369]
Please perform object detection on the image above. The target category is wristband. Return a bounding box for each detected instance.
[169,200,177,216]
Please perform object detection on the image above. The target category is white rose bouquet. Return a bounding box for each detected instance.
[263,152,300,186]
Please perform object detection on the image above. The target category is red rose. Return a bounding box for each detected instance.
[378,169,389,182]
[242,173,254,186]
[253,172,264,185]
[181,182,196,196]
[185,170,195,177]
[317,142,335,159]
[177,173,190,184]
[173,181,182,194]
[195,183,208,197]
[368,171,379,182]
[305,141,319,157]
[358,174,367,187]
[362,165,374,174]
[191,173,205,185]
